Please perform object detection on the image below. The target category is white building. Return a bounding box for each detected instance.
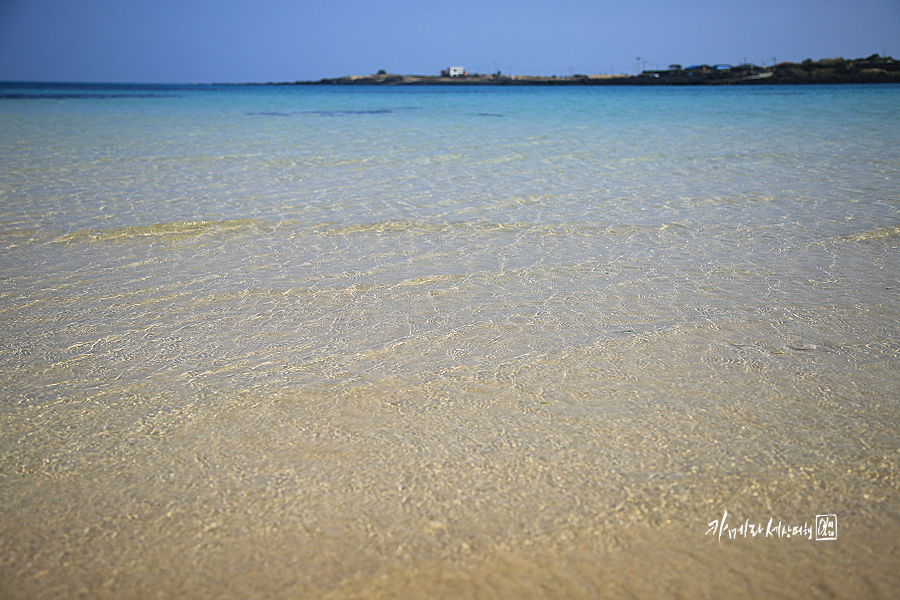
[448,66,466,77]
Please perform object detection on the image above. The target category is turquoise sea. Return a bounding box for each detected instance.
[1,82,899,598]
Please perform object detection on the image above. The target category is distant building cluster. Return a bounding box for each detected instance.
[440,66,467,77]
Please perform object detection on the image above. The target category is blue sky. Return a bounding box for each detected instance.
[0,0,898,83]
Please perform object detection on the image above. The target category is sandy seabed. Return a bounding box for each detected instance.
[2,350,898,599]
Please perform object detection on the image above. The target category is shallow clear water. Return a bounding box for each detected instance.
[1,82,899,598]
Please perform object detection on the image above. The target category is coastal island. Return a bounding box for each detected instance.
[284,55,899,86]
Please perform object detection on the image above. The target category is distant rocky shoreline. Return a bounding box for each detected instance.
[280,55,899,86]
